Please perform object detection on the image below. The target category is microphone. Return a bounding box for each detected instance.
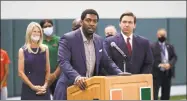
[110,42,128,73]
[110,42,127,59]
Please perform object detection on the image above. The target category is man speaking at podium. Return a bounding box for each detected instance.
[104,11,154,74]
[53,9,123,100]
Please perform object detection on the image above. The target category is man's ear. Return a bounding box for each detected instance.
[134,24,136,29]
[80,20,83,26]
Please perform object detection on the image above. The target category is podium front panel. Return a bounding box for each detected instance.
[104,74,153,100]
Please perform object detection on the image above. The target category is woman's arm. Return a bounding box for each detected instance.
[43,47,50,88]
[53,66,61,78]
[48,65,60,86]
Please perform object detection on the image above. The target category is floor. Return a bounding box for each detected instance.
[7,85,186,100]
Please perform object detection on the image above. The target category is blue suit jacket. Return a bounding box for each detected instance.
[54,29,122,100]
[104,33,154,74]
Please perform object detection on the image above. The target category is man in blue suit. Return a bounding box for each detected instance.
[53,9,122,100]
[104,11,154,74]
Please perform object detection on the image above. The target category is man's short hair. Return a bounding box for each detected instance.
[81,9,99,22]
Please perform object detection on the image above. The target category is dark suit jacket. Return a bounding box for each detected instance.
[150,41,177,78]
[104,33,154,74]
[54,29,122,100]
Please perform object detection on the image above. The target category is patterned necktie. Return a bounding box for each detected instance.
[161,43,165,56]
[126,37,132,55]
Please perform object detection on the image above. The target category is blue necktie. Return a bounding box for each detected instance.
[161,44,165,56]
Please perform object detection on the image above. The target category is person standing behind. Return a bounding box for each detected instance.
[72,18,81,31]
[104,25,117,38]
[100,25,118,75]
[18,22,51,100]
[40,19,61,97]
[53,9,122,100]
[104,11,154,74]
[0,49,10,100]
[151,28,177,100]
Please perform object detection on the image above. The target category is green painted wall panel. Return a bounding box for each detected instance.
[0,18,186,97]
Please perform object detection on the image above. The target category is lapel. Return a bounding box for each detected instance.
[75,29,86,68]
[116,33,129,57]
[131,35,138,61]
[93,34,99,73]
[165,42,171,57]
[155,41,162,57]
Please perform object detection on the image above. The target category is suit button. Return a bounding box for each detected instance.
[29,72,30,73]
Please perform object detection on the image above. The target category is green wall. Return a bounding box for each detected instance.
[1,18,186,97]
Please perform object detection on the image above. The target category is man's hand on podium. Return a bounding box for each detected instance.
[118,72,131,76]
[74,77,88,90]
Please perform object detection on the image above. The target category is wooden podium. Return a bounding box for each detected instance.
[67,74,153,100]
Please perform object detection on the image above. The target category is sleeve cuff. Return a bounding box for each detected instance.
[74,75,81,84]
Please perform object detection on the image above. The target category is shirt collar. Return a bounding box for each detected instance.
[158,41,166,46]
[121,31,133,40]
[80,27,94,42]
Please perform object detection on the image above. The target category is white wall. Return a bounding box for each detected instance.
[1,1,186,19]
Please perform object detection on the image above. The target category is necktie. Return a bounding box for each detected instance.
[126,37,132,55]
[161,43,165,56]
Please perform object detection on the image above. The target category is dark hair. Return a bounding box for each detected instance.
[119,12,136,24]
[81,9,99,22]
[39,19,53,28]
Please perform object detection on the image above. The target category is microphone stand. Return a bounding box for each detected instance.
[123,60,126,73]
[110,42,131,75]
[123,56,127,73]
[118,57,131,76]
[118,55,131,76]
[121,54,131,75]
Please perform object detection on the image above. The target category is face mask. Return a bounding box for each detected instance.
[106,34,113,38]
[158,36,166,43]
[31,35,40,42]
[43,27,53,36]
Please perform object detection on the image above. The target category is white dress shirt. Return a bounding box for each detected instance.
[121,31,133,50]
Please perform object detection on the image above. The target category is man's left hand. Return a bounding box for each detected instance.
[163,63,171,70]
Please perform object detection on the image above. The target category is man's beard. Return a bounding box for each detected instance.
[83,27,95,36]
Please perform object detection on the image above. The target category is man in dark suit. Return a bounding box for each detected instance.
[151,28,177,100]
[104,25,117,38]
[104,11,154,74]
[53,9,122,100]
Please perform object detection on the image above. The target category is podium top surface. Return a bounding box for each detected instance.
[67,74,152,91]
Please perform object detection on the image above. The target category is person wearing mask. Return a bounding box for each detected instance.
[40,19,61,98]
[151,28,177,100]
[0,49,10,100]
[105,25,117,38]
[18,22,51,100]
[72,18,81,31]
[104,11,154,74]
[53,9,122,100]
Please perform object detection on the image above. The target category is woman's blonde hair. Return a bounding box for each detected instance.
[24,22,47,53]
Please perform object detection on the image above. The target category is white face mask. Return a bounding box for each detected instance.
[31,35,40,42]
[43,27,53,36]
